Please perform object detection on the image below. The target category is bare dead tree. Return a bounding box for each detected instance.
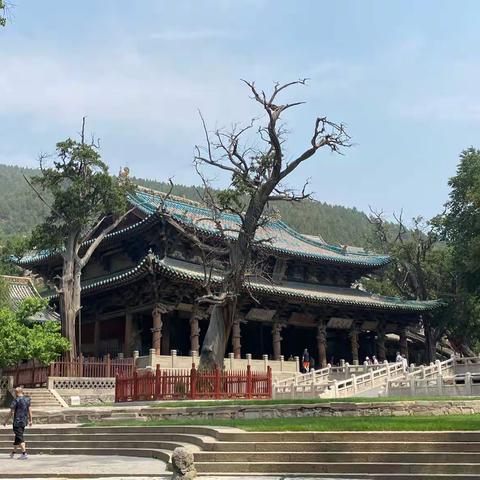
[181,79,351,370]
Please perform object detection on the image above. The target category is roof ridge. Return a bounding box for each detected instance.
[136,184,202,208]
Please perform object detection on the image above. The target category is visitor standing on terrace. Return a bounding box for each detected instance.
[3,387,32,459]
[302,349,310,372]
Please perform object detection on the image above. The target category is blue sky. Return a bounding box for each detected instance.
[1,1,479,222]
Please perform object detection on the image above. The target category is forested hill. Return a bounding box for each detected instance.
[0,164,374,246]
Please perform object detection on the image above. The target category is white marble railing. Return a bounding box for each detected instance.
[321,362,405,399]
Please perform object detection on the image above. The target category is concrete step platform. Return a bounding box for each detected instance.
[195,461,480,474]
[0,447,171,462]
[205,440,480,452]
[194,451,480,463]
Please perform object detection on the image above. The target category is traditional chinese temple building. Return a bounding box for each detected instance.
[17,188,441,365]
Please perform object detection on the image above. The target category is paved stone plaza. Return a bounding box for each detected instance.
[0,453,332,480]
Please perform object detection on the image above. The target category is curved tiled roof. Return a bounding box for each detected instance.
[130,190,391,268]
[17,187,390,269]
[73,255,441,313]
[1,275,59,322]
[17,211,159,266]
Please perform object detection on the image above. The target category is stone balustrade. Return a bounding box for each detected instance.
[135,350,299,377]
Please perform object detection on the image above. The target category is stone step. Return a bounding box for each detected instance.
[194,451,480,463]
[195,461,480,474]
[0,447,171,463]
[0,432,206,445]
[206,440,480,452]
[5,425,218,436]
[215,431,480,442]
[0,440,191,450]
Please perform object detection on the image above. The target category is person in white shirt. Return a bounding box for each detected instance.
[402,354,409,373]
[372,355,379,365]
[395,351,403,364]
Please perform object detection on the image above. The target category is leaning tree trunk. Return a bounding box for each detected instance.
[199,302,234,371]
[60,255,81,359]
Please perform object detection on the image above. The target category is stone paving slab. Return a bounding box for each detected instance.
[0,454,168,477]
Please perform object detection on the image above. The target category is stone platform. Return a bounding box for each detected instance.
[1,425,480,478]
[0,454,167,477]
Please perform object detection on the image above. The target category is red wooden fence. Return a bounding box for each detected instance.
[2,355,136,387]
[115,364,272,402]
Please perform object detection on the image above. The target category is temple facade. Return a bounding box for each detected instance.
[18,188,441,365]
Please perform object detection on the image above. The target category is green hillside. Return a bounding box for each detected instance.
[0,164,373,246]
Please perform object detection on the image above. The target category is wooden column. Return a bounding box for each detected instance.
[349,322,359,363]
[151,304,168,355]
[272,323,283,361]
[376,320,386,362]
[316,321,327,368]
[124,311,133,357]
[94,317,101,357]
[190,315,200,355]
[232,318,242,359]
[399,326,409,357]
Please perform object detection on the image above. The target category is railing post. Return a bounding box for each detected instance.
[465,372,472,395]
[133,369,138,401]
[267,366,272,399]
[352,374,357,394]
[247,364,252,399]
[294,356,300,372]
[155,364,161,400]
[106,354,111,377]
[263,354,268,372]
[115,373,119,402]
[214,365,221,399]
[332,379,339,398]
[79,353,84,377]
[190,364,197,400]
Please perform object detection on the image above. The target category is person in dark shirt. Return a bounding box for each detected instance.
[3,387,32,459]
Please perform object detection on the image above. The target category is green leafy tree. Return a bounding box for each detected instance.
[437,148,480,353]
[0,235,29,275]
[0,299,70,367]
[0,1,6,27]
[28,120,134,357]
[0,276,9,309]
[365,213,452,362]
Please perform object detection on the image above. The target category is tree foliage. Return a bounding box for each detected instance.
[436,147,480,353]
[364,213,456,361]
[0,298,70,368]
[28,123,134,357]
[0,1,6,27]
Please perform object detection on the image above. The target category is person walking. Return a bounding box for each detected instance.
[3,387,32,459]
[302,349,310,373]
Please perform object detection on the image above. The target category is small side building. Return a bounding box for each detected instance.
[1,275,59,323]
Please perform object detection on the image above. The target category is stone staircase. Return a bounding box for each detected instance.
[274,361,406,399]
[22,388,65,409]
[0,426,479,478]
